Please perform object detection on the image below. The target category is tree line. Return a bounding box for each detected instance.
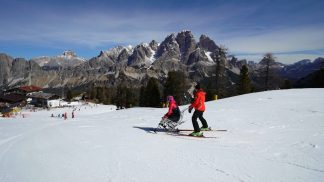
[67,52,293,108]
[77,71,190,108]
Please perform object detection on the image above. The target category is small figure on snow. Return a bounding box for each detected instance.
[163,95,180,122]
[188,83,209,136]
[159,95,181,130]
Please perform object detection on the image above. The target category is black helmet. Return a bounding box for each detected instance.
[195,83,201,90]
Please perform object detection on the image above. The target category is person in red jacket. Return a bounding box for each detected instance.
[188,83,209,136]
[163,95,180,122]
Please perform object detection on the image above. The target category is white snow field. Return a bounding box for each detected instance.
[0,89,324,182]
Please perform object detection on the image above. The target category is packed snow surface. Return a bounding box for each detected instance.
[0,89,324,182]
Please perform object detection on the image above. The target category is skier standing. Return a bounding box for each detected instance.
[188,83,209,136]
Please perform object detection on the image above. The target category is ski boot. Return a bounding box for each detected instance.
[200,127,211,131]
[189,131,204,137]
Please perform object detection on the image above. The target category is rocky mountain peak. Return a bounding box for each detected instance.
[176,30,197,63]
[149,40,159,51]
[62,50,77,58]
[313,57,324,65]
[127,43,154,67]
[155,33,180,58]
[99,46,125,58]
[0,53,13,66]
[177,30,194,38]
[198,34,219,52]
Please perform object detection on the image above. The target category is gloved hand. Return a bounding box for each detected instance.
[188,106,193,113]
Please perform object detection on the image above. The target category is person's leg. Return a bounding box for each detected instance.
[197,111,208,128]
[192,110,200,132]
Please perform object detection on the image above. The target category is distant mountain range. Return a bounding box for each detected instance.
[0,30,323,93]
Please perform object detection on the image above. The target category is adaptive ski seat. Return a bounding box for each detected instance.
[157,108,187,131]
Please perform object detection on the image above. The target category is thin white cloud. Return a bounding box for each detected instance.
[222,26,324,63]
[223,26,324,53]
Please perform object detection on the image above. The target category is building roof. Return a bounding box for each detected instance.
[28,92,59,100]
[0,93,26,103]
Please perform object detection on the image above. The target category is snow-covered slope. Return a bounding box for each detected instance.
[0,89,323,182]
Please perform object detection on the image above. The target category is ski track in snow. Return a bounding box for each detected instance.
[0,89,324,182]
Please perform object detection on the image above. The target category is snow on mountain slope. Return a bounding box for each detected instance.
[0,89,323,182]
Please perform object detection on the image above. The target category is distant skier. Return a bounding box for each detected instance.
[64,112,67,120]
[72,111,75,118]
[159,95,180,129]
[188,83,209,136]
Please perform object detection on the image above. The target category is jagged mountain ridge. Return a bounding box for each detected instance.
[280,58,324,81]
[31,50,86,69]
[0,30,224,89]
[0,30,323,91]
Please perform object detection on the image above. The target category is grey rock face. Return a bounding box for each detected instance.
[187,48,210,65]
[127,44,153,68]
[10,58,28,79]
[155,33,180,60]
[175,30,197,64]
[149,40,159,51]
[98,46,125,61]
[0,53,13,87]
[117,48,131,66]
[198,34,219,52]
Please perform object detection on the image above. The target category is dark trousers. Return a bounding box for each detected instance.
[192,110,208,132]
[169,115,180,122]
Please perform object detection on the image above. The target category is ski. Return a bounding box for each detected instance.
[176,129,227,132]
[171,133,217,139]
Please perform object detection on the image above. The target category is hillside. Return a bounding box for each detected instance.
[0,89,323,182]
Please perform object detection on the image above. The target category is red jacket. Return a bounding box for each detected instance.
[165,100,178,118]
[190,89,206,111]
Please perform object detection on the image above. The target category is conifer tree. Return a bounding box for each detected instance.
[139,86,146,107]
[145,77,161,107]
[237,65,252,94]
[89,87,97,101]
[96,87,107,103]
[116,84,127,109]
[261,53,276,91]
[164,71,187,105]
[125,87,136,108]
[66,89,73,101]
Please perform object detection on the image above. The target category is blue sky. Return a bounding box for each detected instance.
[0,0,323,64]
